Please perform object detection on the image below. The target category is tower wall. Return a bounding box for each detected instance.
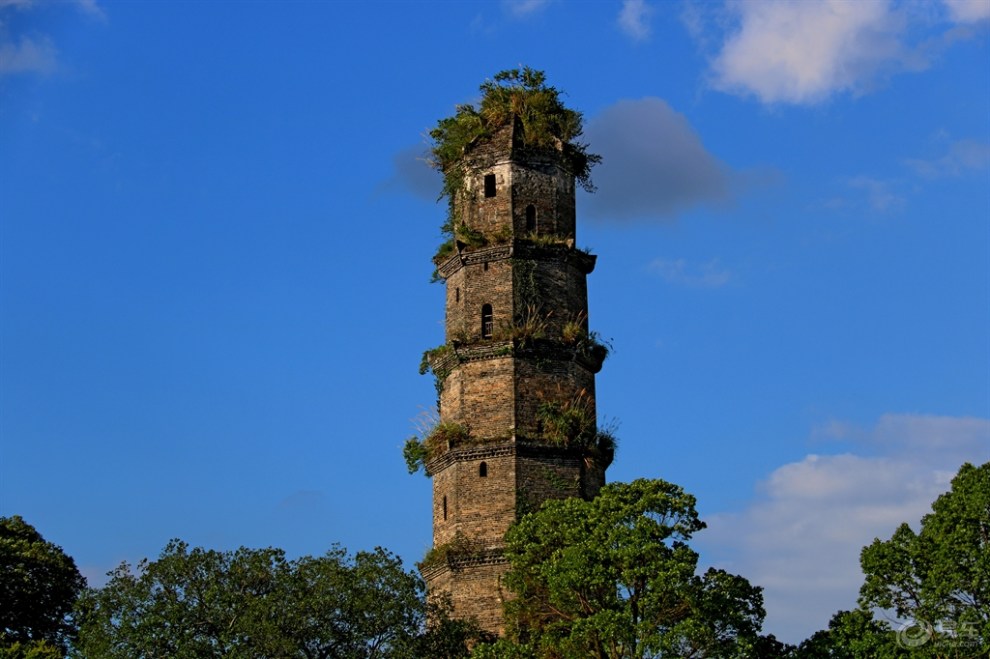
[422,122,608,635]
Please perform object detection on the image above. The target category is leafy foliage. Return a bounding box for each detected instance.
[405,596,495,658]
[0,516,86,657]
[793,609,905,658]
[403,421,472,476]
[858,461,990,655]
[486,479,766,658]
[74,541,428,659]
[0,641,62,659]
[420,344,454,377]
[430,68,600,202]
[537,389,616,467]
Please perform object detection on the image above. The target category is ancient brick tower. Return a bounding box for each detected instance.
[419,113,612,634]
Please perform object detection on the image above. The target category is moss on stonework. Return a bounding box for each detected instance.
[418,534,489,571]
[537,390,617,468]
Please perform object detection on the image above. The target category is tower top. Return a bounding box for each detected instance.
[429,68,601,197]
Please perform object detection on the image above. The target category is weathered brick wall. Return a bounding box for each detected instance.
[510,159,575,238]
[444,250,515,343]
[426,559,509,636]
[424,122,607,637]
[440,356,515,440]
[513,250,590,338]
[460,161,513,239]
[515,451,583,515]
[513,358,596,438]
[432,450,517,546]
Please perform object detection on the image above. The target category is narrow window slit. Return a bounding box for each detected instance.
[481,304,493,339]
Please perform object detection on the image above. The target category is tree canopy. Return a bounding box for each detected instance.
[73,540,485,659]
[858,461,989,656]
[0,516,85,656]
[472,479,769,658]
[793,609,906,658]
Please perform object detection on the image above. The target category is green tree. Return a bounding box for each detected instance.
[475,479,769,658]
[73,540,474,659]
[858,461,989,657]
[794,609,905,658]
[0,516,86,656]
[0,641,63,659]
[398,596,495,659]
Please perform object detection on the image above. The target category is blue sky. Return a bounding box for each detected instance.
[1,0,988,644]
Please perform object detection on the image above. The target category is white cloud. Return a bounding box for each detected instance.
[700,414,990,643]
[618,0,653,42]
[708,0,916,105]
[0,34,57,76]
[694,0,990,106]
[905,138,990,178]
[943,0,990,23]
[648,258,732,288]
[583,97,731,221]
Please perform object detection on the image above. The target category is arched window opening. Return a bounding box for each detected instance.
[481,304,493,339]
[443,495,448,520]
[479,462,488,477]
[484,174,496,198]
[525,205,536,232]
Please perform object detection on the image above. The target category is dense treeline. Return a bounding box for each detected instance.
[2,462,986,658]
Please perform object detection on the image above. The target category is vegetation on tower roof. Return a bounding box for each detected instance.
[429,67,601,203]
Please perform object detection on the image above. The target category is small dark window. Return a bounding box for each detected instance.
[525,205,536,232]
[455,287,460,302]
[443,495,448,520]
[483,261,489,271]
[484,174,496,197]
[481,304,493,339]
[479,462,488,477]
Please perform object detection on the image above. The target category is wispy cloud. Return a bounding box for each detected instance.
[943,0,990,23]
[845,175,906,212]
[648,258,732,288]
[701,413,990,643]
[502,0,552,19]
[0,0,105,78]
[905,138,990,178]
[0,34,56,76]
[618,0,653,42]
[74,0,107,21]
[583,97,732,221]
